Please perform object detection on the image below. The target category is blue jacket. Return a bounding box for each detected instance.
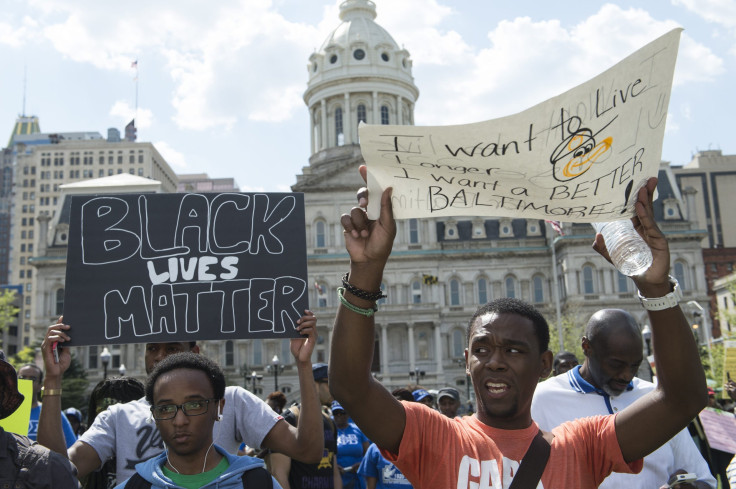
[114,445,282,489]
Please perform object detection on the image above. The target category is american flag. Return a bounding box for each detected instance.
[545,220,565,236]
[131,60,138,69]
[314,282,324,295]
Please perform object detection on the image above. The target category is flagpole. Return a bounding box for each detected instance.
[547,222,564,351]
[132,60,139,122]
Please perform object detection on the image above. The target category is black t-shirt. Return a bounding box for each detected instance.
[283,408,337,489]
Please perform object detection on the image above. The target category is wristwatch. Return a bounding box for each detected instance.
[637,275,682,311]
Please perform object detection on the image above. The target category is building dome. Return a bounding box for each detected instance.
[304,0,419,159]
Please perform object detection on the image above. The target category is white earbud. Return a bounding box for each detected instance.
[147,414,154,423]
[216,404,222,421]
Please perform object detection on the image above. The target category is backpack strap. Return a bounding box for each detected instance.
[508,430,551,489]
[124,472,153,489]
[242,466,273,488]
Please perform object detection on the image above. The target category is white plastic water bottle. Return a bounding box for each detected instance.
[591,220,652,276]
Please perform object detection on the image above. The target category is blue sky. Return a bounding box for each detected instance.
[0,0,733,191]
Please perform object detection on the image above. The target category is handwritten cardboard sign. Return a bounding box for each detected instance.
[360,29,682,222]
[698,407,736,454]
[63,192,309,346]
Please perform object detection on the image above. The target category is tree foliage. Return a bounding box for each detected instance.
[0,288,20,335]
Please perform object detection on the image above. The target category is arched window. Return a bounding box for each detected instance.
[505,277,516,298]
[380,105,389,125]
[477,278,488,304]
[408,219,419,244]
[533,276,544,303]
[674,261,688,290]
[253,339,262,366]
[357,104,367,124]
[452,329,465,358]
[335,107,343,145]
[412,280,422,304]
[583,266,594,294]
[55,288,64,316]
[315,220,326,248]
[450,279,461,306]
[225,340,234,366]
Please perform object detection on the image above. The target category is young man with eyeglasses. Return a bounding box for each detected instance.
[114,352,282,488]
[39,311,322,485]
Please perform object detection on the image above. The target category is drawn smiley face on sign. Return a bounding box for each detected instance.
[550,119,613,182]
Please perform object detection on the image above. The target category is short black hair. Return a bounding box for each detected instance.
[87,376,145,426]
[20,363,43,384]
[467,297,550,353]
[145,352,225,405]
[553,351,578,369]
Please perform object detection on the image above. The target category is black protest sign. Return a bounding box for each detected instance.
[63,192,308,346]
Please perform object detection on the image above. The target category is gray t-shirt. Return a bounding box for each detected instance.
[79,385,280,482]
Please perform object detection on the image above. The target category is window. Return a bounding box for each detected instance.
[505,277,516,298]
[253,339,262,366]
[452,329,465,358]
[408,219,419,244]
[378,282,387,305]
[478,278,488,304]
[412,280,422,304]
[88,345,98,369]
[533,276,544,303]
[315,221,326,248]
[583,266,594,294]
[449,279,461,306]
[381,105,389,125]
[357,104,367,124]
[674,262,687,290]
[617,272,630,293]
[56,288,65,315]
[335,107,343,145]
[225,341,234,366]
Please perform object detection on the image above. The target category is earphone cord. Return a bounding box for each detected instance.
[165,441,215,474]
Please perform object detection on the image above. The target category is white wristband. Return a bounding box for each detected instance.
[637,276,682,311]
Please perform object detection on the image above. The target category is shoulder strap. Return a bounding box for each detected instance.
[124,472,153,489]
[508,430,551,489]
[242,466,273,488]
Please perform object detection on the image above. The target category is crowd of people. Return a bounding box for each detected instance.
[0,173,734,488]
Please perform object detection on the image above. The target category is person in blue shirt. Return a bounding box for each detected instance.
[333,401,369,489]
[358,443,412,489]
[17,364,76,448]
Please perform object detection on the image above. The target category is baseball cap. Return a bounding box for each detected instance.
[65,407,83,423]
[312,363,328,382]
[0,350,25,420]
[412,389,432,402]
[437,387,460,402]
[331,400,345,413]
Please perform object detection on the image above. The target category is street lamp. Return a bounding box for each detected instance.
[100,347,111,380]
[118,363,126,377]
[408,368,425,383]
[687,300,715,371]
[268,355,284,392]
[641,325,653,381]
[250,371,263,394]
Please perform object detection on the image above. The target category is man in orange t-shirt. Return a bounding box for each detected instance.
[329,171,707,488]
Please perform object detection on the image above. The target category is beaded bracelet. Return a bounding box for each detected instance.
[337,287,378,317]
[341,272,387,302]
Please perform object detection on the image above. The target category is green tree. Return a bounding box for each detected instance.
[10,343,41,369]
[61,353,89,410]
[0,288,20,335]
[547,301,585,361]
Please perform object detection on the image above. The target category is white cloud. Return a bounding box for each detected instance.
[109,100,153,129]
[672,0,736,28]
[411,4,724,125]
[153,140,187,170]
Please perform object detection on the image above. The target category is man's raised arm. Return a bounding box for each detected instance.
[329,175,405,455]
[597,178,708,462]
[261,311,324,463]
[40,320,103,478]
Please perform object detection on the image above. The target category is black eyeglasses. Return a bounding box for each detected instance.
[150,398,218,420]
